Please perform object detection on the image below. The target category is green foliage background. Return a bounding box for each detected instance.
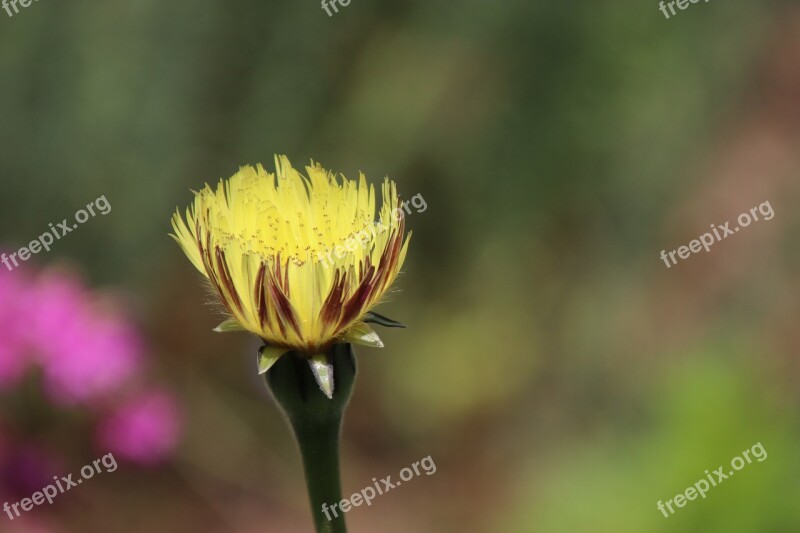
[2,1,799,531]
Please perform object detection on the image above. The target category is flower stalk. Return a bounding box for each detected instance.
[265,343,357,533]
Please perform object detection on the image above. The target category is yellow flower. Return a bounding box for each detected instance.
[171,155,410,375]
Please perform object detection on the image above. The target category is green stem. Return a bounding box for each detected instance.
[266,344,356,533]
[293,408,346,533]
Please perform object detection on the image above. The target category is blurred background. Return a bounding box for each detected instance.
[1,0,800,531]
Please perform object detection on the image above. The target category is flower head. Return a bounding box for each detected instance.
[171,156,410,362]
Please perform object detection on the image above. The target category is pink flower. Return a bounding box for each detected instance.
[0,262,183,469]
[96,390,182,465]
[28,271,142,405]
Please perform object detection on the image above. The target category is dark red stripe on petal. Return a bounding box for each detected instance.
[340,265,376,326]
[215,247,245,315]
[254,262,268,327]
[375,228,402,291]
[320,269,347,329]
[198,231,235,315]
[267,270,302,340]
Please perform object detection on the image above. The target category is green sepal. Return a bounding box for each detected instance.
[342,323,384,348]
[258,345,290,375]
[308,354,335,399]
[213,317,246,333]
